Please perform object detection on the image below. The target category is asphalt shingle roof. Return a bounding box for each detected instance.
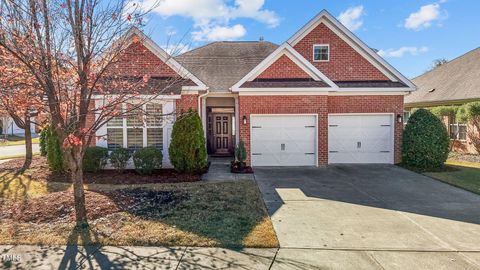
[405,47,480,106]
[175,41,278,92]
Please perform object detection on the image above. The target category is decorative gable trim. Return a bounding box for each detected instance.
[287,10,415,90]
[122,28,208,90]
[231,43,338,92]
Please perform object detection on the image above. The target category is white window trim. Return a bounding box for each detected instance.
[313,44,330,62]
[106,102,166,151]
[449,122,468,142]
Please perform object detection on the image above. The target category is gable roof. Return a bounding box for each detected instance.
[121,28,207,90]
[287,10,415,90]
[405,47,480,107]
[231,43,337,91]
[175,41,278,92]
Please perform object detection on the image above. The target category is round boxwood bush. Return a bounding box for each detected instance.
[133,147,162,175]
[402,108,449,170]
[169,109,207,173]
[83,147,108,172]
[109,148,132,172]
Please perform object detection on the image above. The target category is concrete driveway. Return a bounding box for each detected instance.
[255,165,480,269]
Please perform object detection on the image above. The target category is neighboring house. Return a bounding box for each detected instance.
[91,9,415,167]
[405,47,480,154]
[0,115,37,138]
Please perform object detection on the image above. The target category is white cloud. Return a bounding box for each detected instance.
[192,24,247,41]
[404,3,447,30]
[377,46,429,58]
[338,6,365,32]
[134,0,279,41]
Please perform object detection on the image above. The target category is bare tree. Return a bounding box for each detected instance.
[429,58,448,71]
[0,0,186,226]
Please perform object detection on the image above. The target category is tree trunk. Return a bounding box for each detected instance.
[22,116,33,170]
[69,151,88,227]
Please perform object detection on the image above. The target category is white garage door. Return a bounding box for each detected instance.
[251,115,317,166]
[328,114,394,164]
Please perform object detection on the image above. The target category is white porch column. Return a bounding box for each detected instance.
[234,95,240,146]
[202,96,207,138]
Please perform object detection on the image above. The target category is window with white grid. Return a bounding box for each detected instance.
[105,102,164,151]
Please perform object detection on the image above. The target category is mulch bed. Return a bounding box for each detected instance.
[449,152,480,164]
[0,157,206,184]
[0,188,188,224]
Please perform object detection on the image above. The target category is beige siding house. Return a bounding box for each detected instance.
[405,47,480,154]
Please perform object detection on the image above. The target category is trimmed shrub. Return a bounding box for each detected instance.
[402,108,450,170]
[83,147,108,173]
[133,147,162,175]
[235,141,247,163]
[456,101,480,123]
[456,102,480,154]
[45,126,65,172]
[429,106,457,118]
[169,109,207,173]
[110,148,132,172]
[39,127,48,156]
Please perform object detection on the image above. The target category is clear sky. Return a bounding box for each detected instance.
[135,0,480,79]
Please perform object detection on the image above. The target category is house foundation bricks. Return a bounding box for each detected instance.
[239,95,404,166]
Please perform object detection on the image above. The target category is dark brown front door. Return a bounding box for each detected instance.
[213,114,231,154]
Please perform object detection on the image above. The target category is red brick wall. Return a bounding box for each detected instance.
[176,94,199,114]
[257,55,311,79]
[239,95,404,166]
[328,95,404,163]
[293,23,389,81]
[107,36,178,77]
[239,95,329,166]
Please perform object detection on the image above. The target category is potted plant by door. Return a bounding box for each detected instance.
[231,141,253,173]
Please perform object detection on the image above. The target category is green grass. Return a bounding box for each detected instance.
[424,160,480,195]
[0,135,39,146]
[0,172,279,248]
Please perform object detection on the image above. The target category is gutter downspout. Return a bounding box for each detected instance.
[198,89,209,139]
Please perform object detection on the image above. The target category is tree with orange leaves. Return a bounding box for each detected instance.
[0,48,44,170]
[0,0,184,227]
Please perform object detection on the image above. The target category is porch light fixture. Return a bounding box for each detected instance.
[397,114,403,123]
[243,115,247,125]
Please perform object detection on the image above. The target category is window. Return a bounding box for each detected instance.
[403,111,411,126]
[313,44,329,61]
[107,128,123,150]
[105,102,164,151]
[450,123,467,141]
[449,115,468,141]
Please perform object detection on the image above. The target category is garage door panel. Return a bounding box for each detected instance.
[251,115,317,166]
[328,114,394,164]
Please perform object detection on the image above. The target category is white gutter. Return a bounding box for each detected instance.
[198,89,210,139]
[198,89,209,113]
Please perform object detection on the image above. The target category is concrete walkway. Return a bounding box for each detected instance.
[201,157,254,181]
[254,165,480,269]
[0,144,39,158]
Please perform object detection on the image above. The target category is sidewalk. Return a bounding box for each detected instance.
[1,245,279,269]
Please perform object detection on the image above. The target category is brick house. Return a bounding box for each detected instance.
[93,10,415,167]
[405,47,480,154]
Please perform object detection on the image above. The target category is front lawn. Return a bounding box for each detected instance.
[424,160,480,195]
[0,161,278,248]
[0,135,39,146]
